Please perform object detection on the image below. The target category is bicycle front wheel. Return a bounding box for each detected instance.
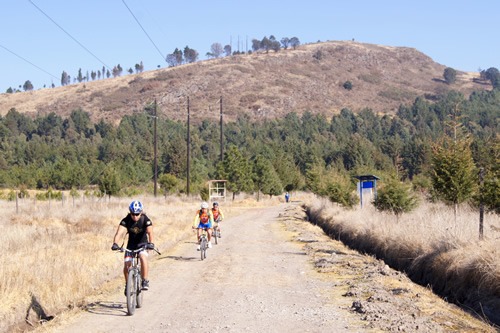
[200,238,207,260]
[126,269,137,315]
[136,273,143,308]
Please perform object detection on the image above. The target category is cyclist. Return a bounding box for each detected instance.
[111,200,155,294]
[192,201,214,250]
[211,201,225,237]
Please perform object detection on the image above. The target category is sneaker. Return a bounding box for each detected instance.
[208,241,212,249]
[197,244,201,251]
[141,279,149,291]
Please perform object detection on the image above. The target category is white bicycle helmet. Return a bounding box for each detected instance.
[201,201,209,209]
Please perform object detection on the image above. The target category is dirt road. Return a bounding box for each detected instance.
[44,202,495,333]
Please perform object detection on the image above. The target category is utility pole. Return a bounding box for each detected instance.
[479,167,484,240]
[220,96,223,161]
[186,96,190,196]
[153,99,158,197]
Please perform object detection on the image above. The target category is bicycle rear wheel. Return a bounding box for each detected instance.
[213,226,218,245]
[126,269,137,315]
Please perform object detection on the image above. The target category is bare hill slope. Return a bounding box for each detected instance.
[0,41,491,124]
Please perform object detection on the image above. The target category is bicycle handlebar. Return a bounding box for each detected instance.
[113,246,161,255]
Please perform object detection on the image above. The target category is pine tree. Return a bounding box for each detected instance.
[431,137,477,219]
[373,178,418,222]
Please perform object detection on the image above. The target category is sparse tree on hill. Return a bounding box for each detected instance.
[281,37,290,49]
[251,39,260,52]
[224,44,231,56]
[482,67,500,88]
[210,43,224,58]
[184,46,199,63]
[61,71,69,86]
[23,80,33,91]
[91,71,96,81]
[128,68,133,74]
[135,61,144,73]
[289,37,300,49]
[443,67,457,84]
[77,68,83,83]
[166,48,183,67]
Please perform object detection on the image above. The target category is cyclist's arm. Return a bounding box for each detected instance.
[193,214,200,228]
[146,225,154,244]
[113,224,127,245]
[219,209,224,221]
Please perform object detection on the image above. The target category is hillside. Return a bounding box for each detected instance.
[0,41,491,124]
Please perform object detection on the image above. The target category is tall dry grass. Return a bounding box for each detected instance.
[0,193,282,332]
[305,197,500,326]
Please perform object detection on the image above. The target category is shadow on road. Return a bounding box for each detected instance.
[163,255,198,261]
[85,301,127,316]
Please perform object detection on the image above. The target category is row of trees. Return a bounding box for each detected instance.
[443,66,500,87]
[0,88,497,215]
[165,36,301,67]
[4,33,300,91]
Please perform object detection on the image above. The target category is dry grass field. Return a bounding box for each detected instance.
[305,197,500,326]
[0,192,281,332]
[1,191,499,330]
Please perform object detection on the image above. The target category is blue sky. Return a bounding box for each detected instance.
[1,0,498,91]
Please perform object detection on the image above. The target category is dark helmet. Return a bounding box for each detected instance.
[213,201,219,207]
[129,200,143,214]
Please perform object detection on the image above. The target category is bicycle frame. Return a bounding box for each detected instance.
[198,228,209,260]
[116,245,160,315]
[123,247,145,315]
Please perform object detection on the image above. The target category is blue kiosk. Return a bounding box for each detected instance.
[355,175,380,208]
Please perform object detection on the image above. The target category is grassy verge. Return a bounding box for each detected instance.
[304,197,500,327]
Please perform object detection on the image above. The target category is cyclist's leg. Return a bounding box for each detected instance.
[207,228,212,242]
[197,227,202,243]
[124,252,133,282]
[139,251,149,280]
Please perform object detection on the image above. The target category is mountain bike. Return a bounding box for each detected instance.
[198,228,209,260]
[115,245,161,316]
[212,218,221,244]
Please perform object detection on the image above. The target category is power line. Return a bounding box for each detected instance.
[28,0,110,70]
[0,43,59,82]
[121,0,165,62]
